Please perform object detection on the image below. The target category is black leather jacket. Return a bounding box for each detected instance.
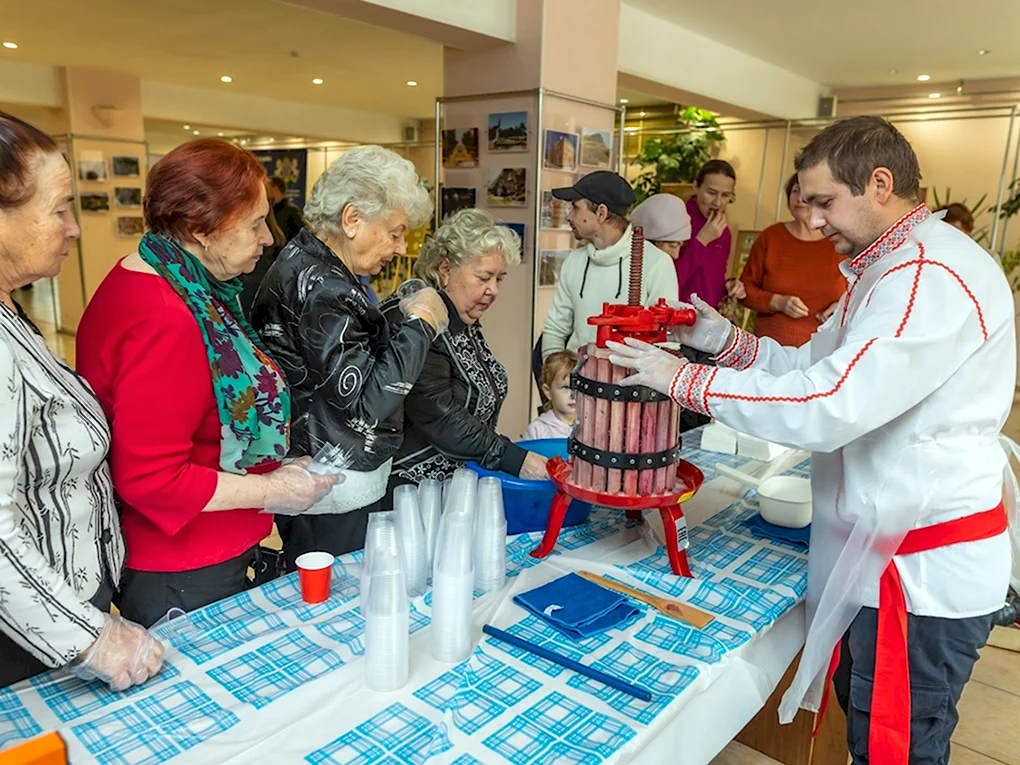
[251,228,435,471]
[380,291,527,484]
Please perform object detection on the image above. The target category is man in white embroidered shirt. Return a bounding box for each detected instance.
[607,116,1016,765]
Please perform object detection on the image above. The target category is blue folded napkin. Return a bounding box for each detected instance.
[514,573,641,641]
[743,513,810,548]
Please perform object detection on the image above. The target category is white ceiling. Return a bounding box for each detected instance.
[624,0,1020,88]
[1,0,1017,123]
[0,0,442,117]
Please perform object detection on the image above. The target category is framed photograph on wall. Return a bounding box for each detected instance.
[488,111,528,153]
[78,158,108,183]
[541,191,571,230]
[543,130,579,172]
[486,168,527,207]
[440,187,476,221]
[112,156,141,177]
[80,192,110,213]
[114,187,142,207]
[733,230,762,276]
[580,127,612,168]
[496,222,526,261]
[539,250,570,287]
[441,128,480,168]
[117,216,145,236]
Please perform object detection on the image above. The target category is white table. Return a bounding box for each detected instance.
[0,435,811,764]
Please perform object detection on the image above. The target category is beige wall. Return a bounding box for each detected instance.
[440,0,623,440]
[50,68,146,332]
[894,116,1020,252]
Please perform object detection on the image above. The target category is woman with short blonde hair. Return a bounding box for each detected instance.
[382,208,548,494]
[252,145,448,566]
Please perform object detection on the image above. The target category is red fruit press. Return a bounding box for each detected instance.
[530,226,705,576]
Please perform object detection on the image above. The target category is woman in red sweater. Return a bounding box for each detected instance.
[738,174,847,347]
[77,140,336,627]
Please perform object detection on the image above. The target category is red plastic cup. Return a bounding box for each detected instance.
[295,551,333,603]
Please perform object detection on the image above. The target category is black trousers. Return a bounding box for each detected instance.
[0,575,115,689]
[832,606,994,764]
[275,503,376,574]
[116,547,256,628]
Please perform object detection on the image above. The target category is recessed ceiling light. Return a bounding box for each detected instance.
[889,69,899,75]
[2,42,18,50]
[217,132,224,136]
[220,75,232,83]
[406,80,417,87]
[928,92,941,99]
[183,124,191,130]
[639,111,646,117]
[619,98,629,104]
[916,74,931,82]
[978,49,990,55]
[267,137,275,143]
[312,78,323,85]
[193,130,200,135]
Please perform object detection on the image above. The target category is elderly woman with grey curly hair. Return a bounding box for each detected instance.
[252,145,448,567]
[381,208,549,497]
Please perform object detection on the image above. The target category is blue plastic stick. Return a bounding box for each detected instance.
[482,625,653,702]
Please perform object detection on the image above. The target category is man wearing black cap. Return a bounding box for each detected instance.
[540,171,679,360]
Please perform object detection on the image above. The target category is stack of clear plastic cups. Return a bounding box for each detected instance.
[473,477,507,592]
[444,468,479,530]
[430,512,474,663]
[362,521,409,691]
[417,479,443,578]
[361,510,396,606]
[393,484,427,597]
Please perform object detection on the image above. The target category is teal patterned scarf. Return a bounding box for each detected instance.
[138,232,290,473]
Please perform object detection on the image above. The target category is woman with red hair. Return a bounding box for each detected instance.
[77,139,336,627]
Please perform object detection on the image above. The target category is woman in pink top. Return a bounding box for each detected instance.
[678,160,738,307]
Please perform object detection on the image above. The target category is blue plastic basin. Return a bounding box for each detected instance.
[466,438,591,535]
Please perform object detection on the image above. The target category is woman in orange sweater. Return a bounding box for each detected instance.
[738,174,847,347]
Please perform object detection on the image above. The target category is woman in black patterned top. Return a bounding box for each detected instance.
[381,209,549,493]
[0,113,163,689]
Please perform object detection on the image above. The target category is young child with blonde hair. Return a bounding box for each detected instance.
[523,351,576,441]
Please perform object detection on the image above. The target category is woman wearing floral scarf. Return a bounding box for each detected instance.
[77,140,337,627]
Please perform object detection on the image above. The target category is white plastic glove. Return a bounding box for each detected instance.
[263,457,340,515]
[398,281,449,335]
[667,293,734,355]
[71,613,165,691]
[607,338,690,397]
[518,451,550,480]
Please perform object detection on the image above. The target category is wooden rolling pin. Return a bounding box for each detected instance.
[578,571,715,629]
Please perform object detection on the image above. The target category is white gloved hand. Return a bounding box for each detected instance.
[400,285,449,335]
[667,293,734,355]
[71,613,165,691]
[607,338,690,397]
[263,457,340,514]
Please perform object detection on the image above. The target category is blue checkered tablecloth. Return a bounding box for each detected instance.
[0,434,811,764]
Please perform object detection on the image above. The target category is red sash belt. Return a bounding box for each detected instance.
[813,503,1007,764]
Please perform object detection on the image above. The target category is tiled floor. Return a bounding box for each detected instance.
[20,281,1020,765]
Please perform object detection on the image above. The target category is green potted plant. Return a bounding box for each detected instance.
[629,107,726,204]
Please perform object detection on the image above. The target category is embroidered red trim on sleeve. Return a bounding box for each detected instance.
[713,327,760,371]
[669,363,713,415]
[702,244,989,406]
